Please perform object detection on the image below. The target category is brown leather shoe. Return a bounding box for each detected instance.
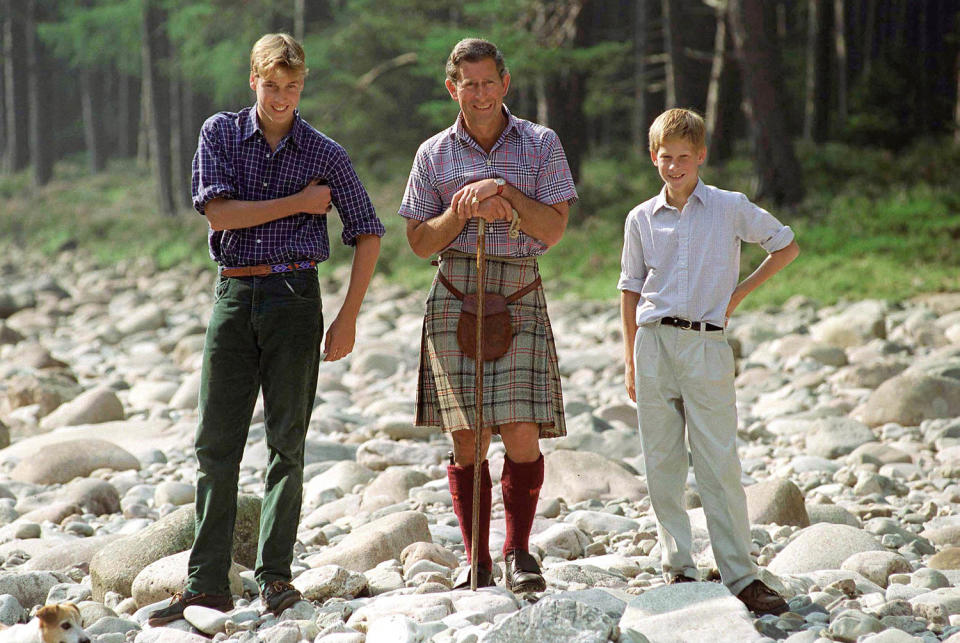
[668,574,697,584]
[736,580,787,615]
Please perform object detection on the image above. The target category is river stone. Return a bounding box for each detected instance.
[0,571,71,609]
[829,608,883,641]
[805,417,877,459]
[153,482,194,507]
[168,372,201,410]
[305,511,430,573]
[292,565,367,602]
[482,597,616,643]
[928,547,960,570]
[400,542,459,572]
[90,495,260,600]
[39,388,124,430]
[806,503,861,527]
[305,461,376,501]
[542,450,646,503]
[859,374,960,428]
[921,525,960,547]
[355,439,445,471]
[134,628,208,643]
[10,439,139,484]
[85,615,140,637]
[127,381,178,408]
[841,551,913,588]
[810,302,887,348]
[530,523,591,560]
[115,303,165,336]
[132,550,242,607]
[745,478,810,527]
[77,601,117,627]
[16,478,120,516]
[860,632,925,643]
[619,582,766,643]
[346,593,455,628]
[768,524,885,575]
[563,510,640,535]
[361,467,429,511]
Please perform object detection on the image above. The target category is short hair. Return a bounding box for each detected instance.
[445,38,507,83]
[250,33,308,78]
[648,108,706,154]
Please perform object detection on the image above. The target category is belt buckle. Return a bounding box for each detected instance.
[678,319,693,330]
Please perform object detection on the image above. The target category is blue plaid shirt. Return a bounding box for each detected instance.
[191,105,385,267]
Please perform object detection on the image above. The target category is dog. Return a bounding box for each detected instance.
[0,603,90,643]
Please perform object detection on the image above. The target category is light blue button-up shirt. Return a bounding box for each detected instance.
[618,179,794,327]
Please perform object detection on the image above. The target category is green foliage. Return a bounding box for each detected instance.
[37,0,142,74]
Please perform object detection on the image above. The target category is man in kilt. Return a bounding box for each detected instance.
[399,38,577,592]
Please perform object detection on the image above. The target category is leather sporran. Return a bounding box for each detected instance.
[457,292,513,361]
[436,270,541,362]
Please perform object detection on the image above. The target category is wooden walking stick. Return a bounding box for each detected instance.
[470,217,487,591]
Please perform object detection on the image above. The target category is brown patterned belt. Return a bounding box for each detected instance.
[220,260,317,278]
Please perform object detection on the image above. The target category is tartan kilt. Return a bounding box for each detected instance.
[415,250,566,438]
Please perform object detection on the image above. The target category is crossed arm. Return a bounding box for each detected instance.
[405,177,569,258]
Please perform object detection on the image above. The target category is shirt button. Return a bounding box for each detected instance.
[486,159,492,166]
[256,239,262,244]
[265,153,270,158]
[262,181,268,187]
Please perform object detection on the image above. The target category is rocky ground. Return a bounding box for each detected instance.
[1,249,960,643]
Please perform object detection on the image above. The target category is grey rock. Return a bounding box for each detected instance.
[841,551,913,588]
[0,571,71,609]
[806,503,861,528]
[183,605,230,635]
[859,374,960,428]
[619,582,766,643]
[768,524,884,575]
[86,616,140,637]
[828,609,883,642]
[361,467,429,511]
[10,440,139,485]
[542,450,646,504]
[40,388,125,430]
[746,478,810,527]
[90,495,260,600]
[131,550,242,607]
[355,439,445,471]
[292,565,367,602]
[563,510,639,535]
[23,534,123,572]
[483,597,615,643]
[805,417,876,459]
[305,511,430,573]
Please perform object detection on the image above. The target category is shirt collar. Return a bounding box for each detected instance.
[651,178,707,215]
[451,104,519,151]
[240,105,303,149]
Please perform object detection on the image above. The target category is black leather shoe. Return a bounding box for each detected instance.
[668,574,697,584]
[504,550,546,593]
[147,590,232,626]
[260,580,303,615]
[453,565,494,589]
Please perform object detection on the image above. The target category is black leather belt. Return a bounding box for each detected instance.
[660,316,723,332]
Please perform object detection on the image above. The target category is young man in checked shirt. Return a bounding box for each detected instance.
[399,38,577,592]
[149,33,384,625]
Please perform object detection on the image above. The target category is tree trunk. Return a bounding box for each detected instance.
[803,0,831,142]
[861,0,875,79]
[3,0,28,173]
[81,69,106,172]
[138,73,150,167]
[169,66,185,206]
[631,0,648,154]
[705,5,725,150]
[25,0,51,186]
[141,0,176,216]
[728,0,805,205]
[661,0,677,108]
[833,0,847,123]
[118,74,134,158]
[294,0,306,41]
[955,50,960,146]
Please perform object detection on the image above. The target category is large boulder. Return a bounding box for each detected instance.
[745,478,809,527]
[768,524,884,575]
[304,511,430,573]
[39,388,124,430]
[542,451,646,504]
[131,551,243,607]
[0,571,72,609]
[10,440,139,484]
[805,418,877,459]
[483,597,617,643]
[90,495,260,600]
[858,374,960,428]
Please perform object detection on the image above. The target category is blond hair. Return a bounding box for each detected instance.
[250,33,308,78]
[648,108,705,154]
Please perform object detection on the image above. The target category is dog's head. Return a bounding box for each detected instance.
[34,604,89,643]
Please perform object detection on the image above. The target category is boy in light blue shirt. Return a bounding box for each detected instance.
[619,108,799,615]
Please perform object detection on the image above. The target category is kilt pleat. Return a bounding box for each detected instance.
[415,251,566,438]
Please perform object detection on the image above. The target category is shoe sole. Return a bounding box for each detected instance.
[147,615,181,627]
[752,604,788,616]
[267,594,301,615]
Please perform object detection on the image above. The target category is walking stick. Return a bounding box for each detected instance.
[470,217,486,591]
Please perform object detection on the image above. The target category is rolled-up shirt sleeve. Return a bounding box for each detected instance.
[191,119,236,215]
[734,194,795,253]
[398,146,443,222]
[618,210,647,293]
[325,144,385,246]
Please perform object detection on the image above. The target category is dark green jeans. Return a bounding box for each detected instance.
[187,271,322,595]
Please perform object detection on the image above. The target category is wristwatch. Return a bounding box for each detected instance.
[493,177,506,195]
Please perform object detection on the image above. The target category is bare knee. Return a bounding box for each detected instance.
[450,428,492,466]
[500,422,541,463]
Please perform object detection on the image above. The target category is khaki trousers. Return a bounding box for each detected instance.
[634,322,756,595]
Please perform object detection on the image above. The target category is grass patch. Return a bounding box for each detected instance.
[2,140,957,307]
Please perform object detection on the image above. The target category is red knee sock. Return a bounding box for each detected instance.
[447,460,492,570]
[501,453,544,555]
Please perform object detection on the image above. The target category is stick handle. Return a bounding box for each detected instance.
[470,218,486,591]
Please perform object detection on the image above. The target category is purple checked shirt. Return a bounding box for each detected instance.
[192,105,385,267]
[398,106,578,257]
